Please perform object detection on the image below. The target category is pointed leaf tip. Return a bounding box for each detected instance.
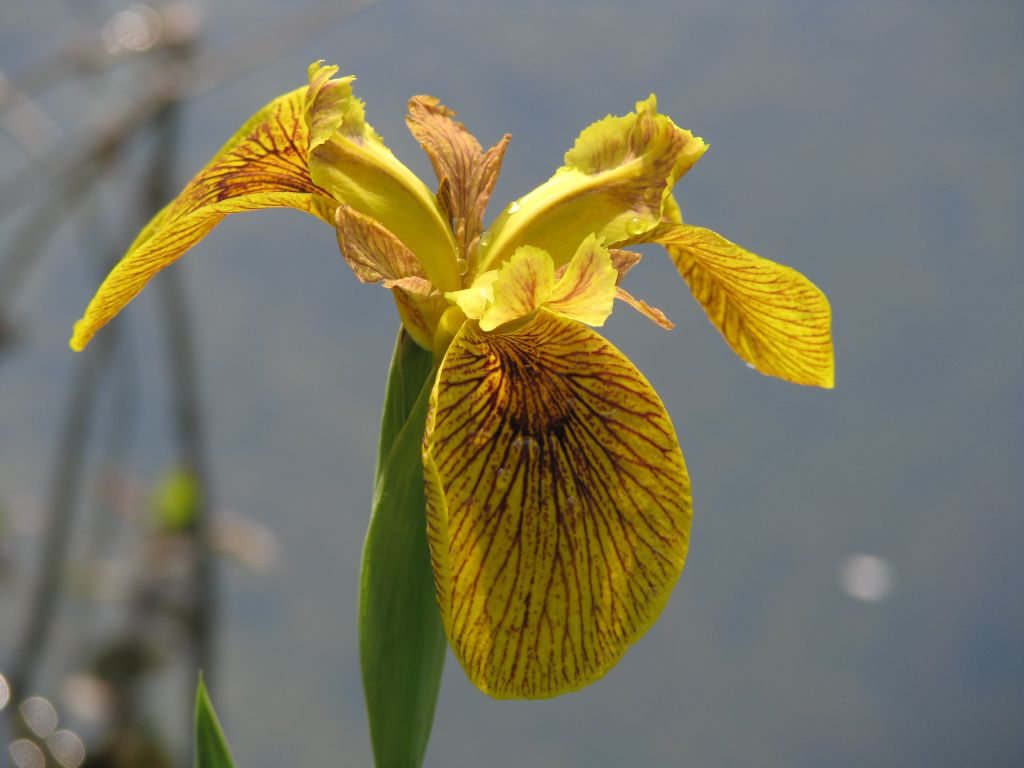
[194,675,236,768]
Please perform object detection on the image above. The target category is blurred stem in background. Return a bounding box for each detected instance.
[1,3,376,765]
[146,35,218,707]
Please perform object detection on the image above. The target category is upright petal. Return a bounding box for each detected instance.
[478,96,707,271]
[423,311,692,698]
[544,234,617,327]
[454,238,619,332]
[70,86,332,351]
[306,63,460,293]
[479,246,555,331]
[406,96,510,264]
[625,220,834,388]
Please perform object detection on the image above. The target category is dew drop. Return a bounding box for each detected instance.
[625,216,646,236]
[478,231,492,249]
[455,257,469,275]
[507,200,521,214]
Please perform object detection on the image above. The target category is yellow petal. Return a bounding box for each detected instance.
[615,287,674,330]
[334,204,426,285]
[392,287,447,352]
[544,234,617,327]
[445,271,499,321]
[635,221,834,388]
[406,95,510,264]
[608,248,643,284]
[423,310,692,698]
[306,64,460,293]
[478,246,555,332]
[70,86,331,351]
[478,95,707,272]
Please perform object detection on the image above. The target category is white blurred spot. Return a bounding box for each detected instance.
[19,696,58,738]
[0,672,9,710]
[61,674,114,722]
[211,513,280,572]
[839,553,895,602]
[8,739,45,768]
[47,730,86,768]
[102,5,162,54]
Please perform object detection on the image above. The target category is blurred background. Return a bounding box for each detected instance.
[1,1,1021,766]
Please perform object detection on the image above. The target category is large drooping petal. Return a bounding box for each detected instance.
[406,96,510,265]
[422,311,692,698]
[621,219,834,387]
[477,96,707,271]
[70,86,333,351]
[306,63,460,293]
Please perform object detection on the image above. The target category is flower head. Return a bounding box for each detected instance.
[70,63,833,698]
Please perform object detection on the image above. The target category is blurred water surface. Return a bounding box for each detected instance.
[1,1,1022,766]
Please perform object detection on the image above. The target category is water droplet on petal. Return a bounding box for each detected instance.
[455,257,469,275]
[625,216,646,236]
[478,231,492,249]
[507,200,521,214]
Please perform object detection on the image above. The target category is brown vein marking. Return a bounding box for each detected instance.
[68,88,343,352]
[171,92,329,218]
[661,226,833,387]
[406,95,510,258]
[423,310,692,698]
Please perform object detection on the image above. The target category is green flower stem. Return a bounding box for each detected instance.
[360,329,447,768]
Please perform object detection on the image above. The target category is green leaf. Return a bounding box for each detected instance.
[360,329,447,768]
[194,674,236,768]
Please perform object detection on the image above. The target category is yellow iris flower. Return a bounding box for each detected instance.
[70,62,833,699]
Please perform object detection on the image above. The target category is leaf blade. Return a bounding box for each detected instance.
[194,675,236,768]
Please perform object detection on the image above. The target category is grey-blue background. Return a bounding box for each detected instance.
[1,1,1021,766]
